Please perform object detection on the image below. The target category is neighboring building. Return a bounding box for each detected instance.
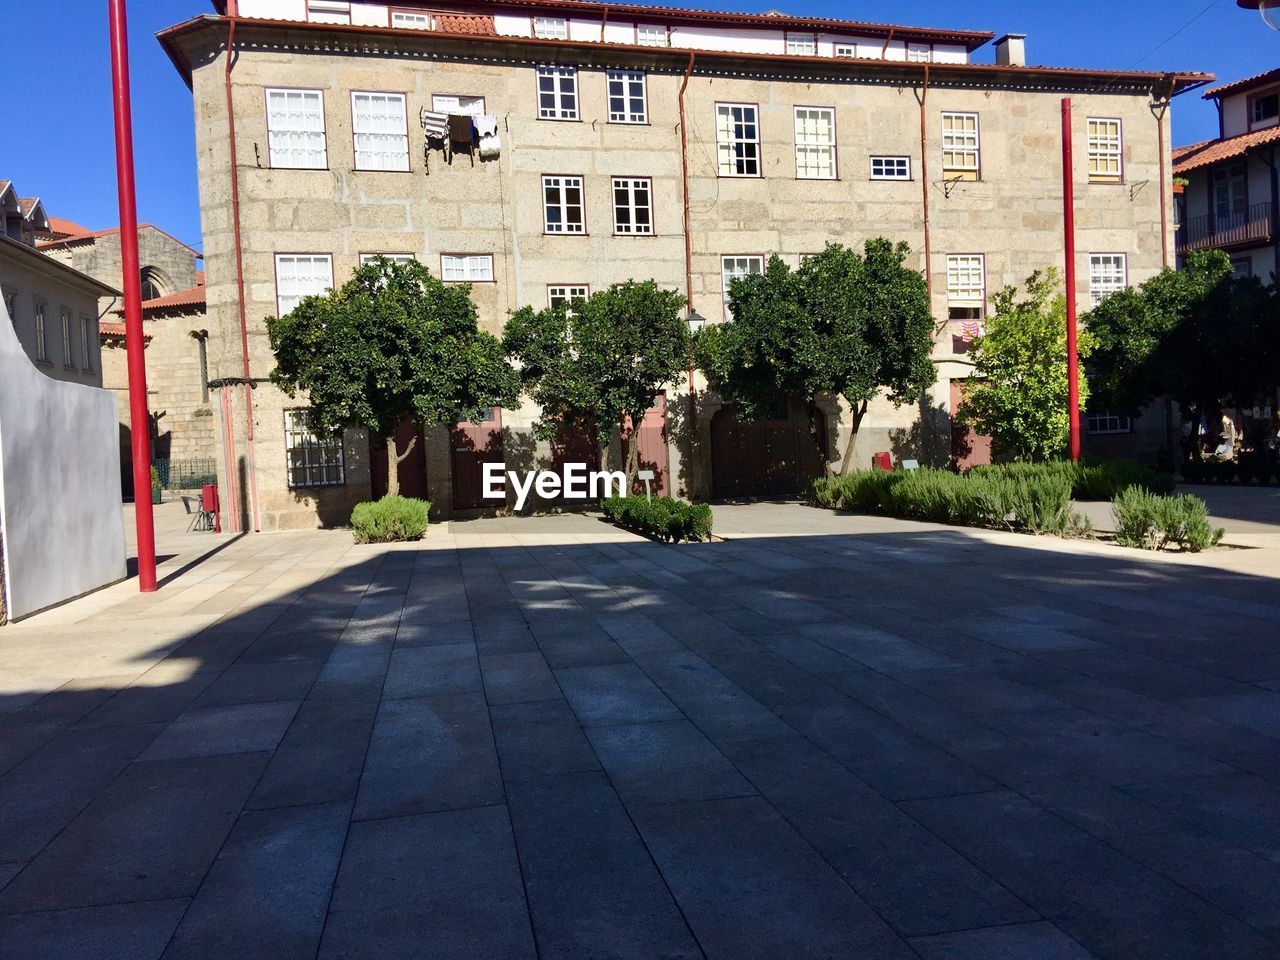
[0,180,115,387]
[159,0,1210,529]
[1173,67,1280,282]
[38,220,213,497]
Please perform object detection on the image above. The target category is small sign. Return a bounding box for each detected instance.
[637,470,656,481]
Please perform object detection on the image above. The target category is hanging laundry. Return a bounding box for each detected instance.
[421,109,448,140]
[961,321,981,340]
[448,113,474,144]
[472,114,499,139]
[478,131,501,159]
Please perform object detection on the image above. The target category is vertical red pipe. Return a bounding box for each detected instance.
[108,0,157,591]
[678,52,696,426]
[919,64,932,303]
[1061,97,1081,463]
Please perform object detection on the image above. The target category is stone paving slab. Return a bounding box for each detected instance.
[1,501,1280,958]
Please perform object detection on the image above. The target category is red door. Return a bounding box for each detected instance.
[451,407,504,510]
[950,380,992,470]
[551,419,600,471]
[622,394,670,497]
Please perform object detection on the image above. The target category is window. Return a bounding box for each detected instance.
[786,33,817,56]
[1086,118,1122,183]
[391,10,432,29]
[907,42,931,62]
[3,288,16,327]
[607,70,647,124]
[1087,412,1132,435]
[870,155,911,180]
[716,103,760,177]
[359,253,415,266]
[440,254,494,282]
[543,175,586,234]
[352,92,408,171]
[33,300,47,361]
[1252,92,1279,127]
[61,308,74,367]
[834,43,857,58]
[1214,163,1247,221]
[536,65,579,120]
[81,315,94,372]
[946,254,986,320]
[275,254,334,315]
[139,266,167,301]
[307,0,350,24]
[266,88,327,169]
[612,177,653,235]
[548,285,589,311]
[941,112,980,180]
[533,16,568,39]
[636,24,667,46]
[432,94,485,116]
[195,332,208,402]
[284,409,345,488]
[721,255,764,320]
[794,107,836,179]
[1231,257,1253,280]
[1088,254,1127,306]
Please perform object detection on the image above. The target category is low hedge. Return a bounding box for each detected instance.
[602,495,713,543]
[1112,487,1223,552]
[969,459,1174,500]
[351,495,431,543]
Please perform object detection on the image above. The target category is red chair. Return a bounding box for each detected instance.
[872,452,893,472]
[202,483,220,532]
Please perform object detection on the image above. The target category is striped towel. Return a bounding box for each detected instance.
[961,321,981,340]
[420,109,448,140]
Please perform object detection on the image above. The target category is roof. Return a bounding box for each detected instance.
[0,232,120,297]
[209,0,995,48]
[1172,125,1280,174]
[35,222,202,257]
[161,14,1212,94]
[436,13,497,35]
[43,216,94,241]
[113,282,207,317]
[1203,66,1280,100]
[99,321,153,340]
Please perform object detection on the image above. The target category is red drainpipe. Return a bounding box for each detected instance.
[225,18,261,531]
[918,63,932,303]
[1155,78,1175,269]
[678,51,696,425]
[1062,97,1081,462]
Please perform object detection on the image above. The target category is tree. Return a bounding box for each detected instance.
[503,280,691,484]
[1085,250,1276,421]
[696,239,935,475]
[957,268,1091,462]
[267,257,519,497]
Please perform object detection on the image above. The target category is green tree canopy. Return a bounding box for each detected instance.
[957,268,1091,462]
[1085,249,1277,416]
[696,239,935,474]
[503,279,691,482]
[267,256,519,497]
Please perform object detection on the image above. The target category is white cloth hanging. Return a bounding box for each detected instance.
[478,132,501,159]
[473,114,499,138]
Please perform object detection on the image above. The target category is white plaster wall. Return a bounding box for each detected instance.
[239,0,306,21]
[1221,94,1248,138]
[495,13,532,37]
[352,3,388,27]
[670,25,784,55]
[0,298,125,621]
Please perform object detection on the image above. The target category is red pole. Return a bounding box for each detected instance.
[1061,97,1081,463]
[109,0,157,591]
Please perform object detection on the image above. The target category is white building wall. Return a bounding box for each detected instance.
[351,3,388,26]
[239,0,306,21]
[0,299,125,621]
[495,13,533,37]
[1221,93,1249,138]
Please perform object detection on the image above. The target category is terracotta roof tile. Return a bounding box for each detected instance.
[43,216,93,240]
[1203,67,1280,100]
[113,283,206,317]
[435,13,497,35]
[99,321,152,340]
[1173,125,1280,175]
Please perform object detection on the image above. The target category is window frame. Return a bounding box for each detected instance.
[60,306,75,368]
[793,105,837,180]
[907,42,932,63]
[542,174,587,235]
[264,86,328,171]
[1249,90,1280,131]
[785,32,817,56]
[439,253,496,283]
[532,16,568,39]
[547,284,590,312]
[1088,253,1128,307]
[350,90,410,172]
[720,254,765,321]
[715,102,762,178]
[635,23,668,46]
[536,64,580,121]
[606,69,649,124]
[284,408,346,489]
[358,252,415,267]
[1086,412,1133,436]
[2,286,16,329]
[33,298,48,362]
[80,314,94,372]
[273,253,335,317]
[390,8,432,29]
[195,331,209,403]
[611,176,654,236]
[306,0,350,24]
[1086,117,1124,184]
[431,93,486,116]
[870,155,912,180]
[941,111,981,181]
[945,253,987,320]
[833,43,857,58]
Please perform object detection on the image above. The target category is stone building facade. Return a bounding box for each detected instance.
[159,1,1209,530]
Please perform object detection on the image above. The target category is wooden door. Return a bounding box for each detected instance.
[711,396,825,499]
[451,407,504,510]
[950,380,992,470]
[621,395,669,497]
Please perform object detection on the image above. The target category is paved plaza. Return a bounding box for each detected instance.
[1,500,1280,958]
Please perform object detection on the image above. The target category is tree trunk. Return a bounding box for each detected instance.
[805,403,833,477]
[383,432,418,499]
[838,399,870,476]
[624,421,641,490]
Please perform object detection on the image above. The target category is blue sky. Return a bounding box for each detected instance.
[0,0,1272,254]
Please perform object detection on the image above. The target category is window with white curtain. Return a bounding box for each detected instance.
[391,10,431,29]
[1089,253,1127,306]
[275,254,334,316]
[266,88,327,169]
[543,176,585,234]
[794,107,836,179]
[537,65,579,120]
[1087,118,1123,182]
[612,177,653,235]
[786,33,816,55]
[432,94,485,116]
[636,24,667,46]
[533,16,568,39]
[907,42,932,62]
[941,111,980,180]
[548,285,590,311]
[946,254,986,320]
[607,70,647,123]
[351,92,408,171]
[440,254,494,282]
[716,103,760,177]
[307,0,350,24]
[721,255,764,320]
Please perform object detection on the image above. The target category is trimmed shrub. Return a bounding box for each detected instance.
[1112,487,1223,552]
[351,495,431,543]
[970,459,1173,501]
[602,495,713,543]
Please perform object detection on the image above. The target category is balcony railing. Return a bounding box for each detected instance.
[1177,202,1273,254]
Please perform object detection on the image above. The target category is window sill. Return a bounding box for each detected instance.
[352,167,414,174]
[716,173,764,180]
[543,232,589,237]
[870,177,914,182]
[1087,179,1126,186]
[267,166,331,172]
[537,116,583,123]
[795,176,839,182]
[612,232,657,238]
[607,119,652,126]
